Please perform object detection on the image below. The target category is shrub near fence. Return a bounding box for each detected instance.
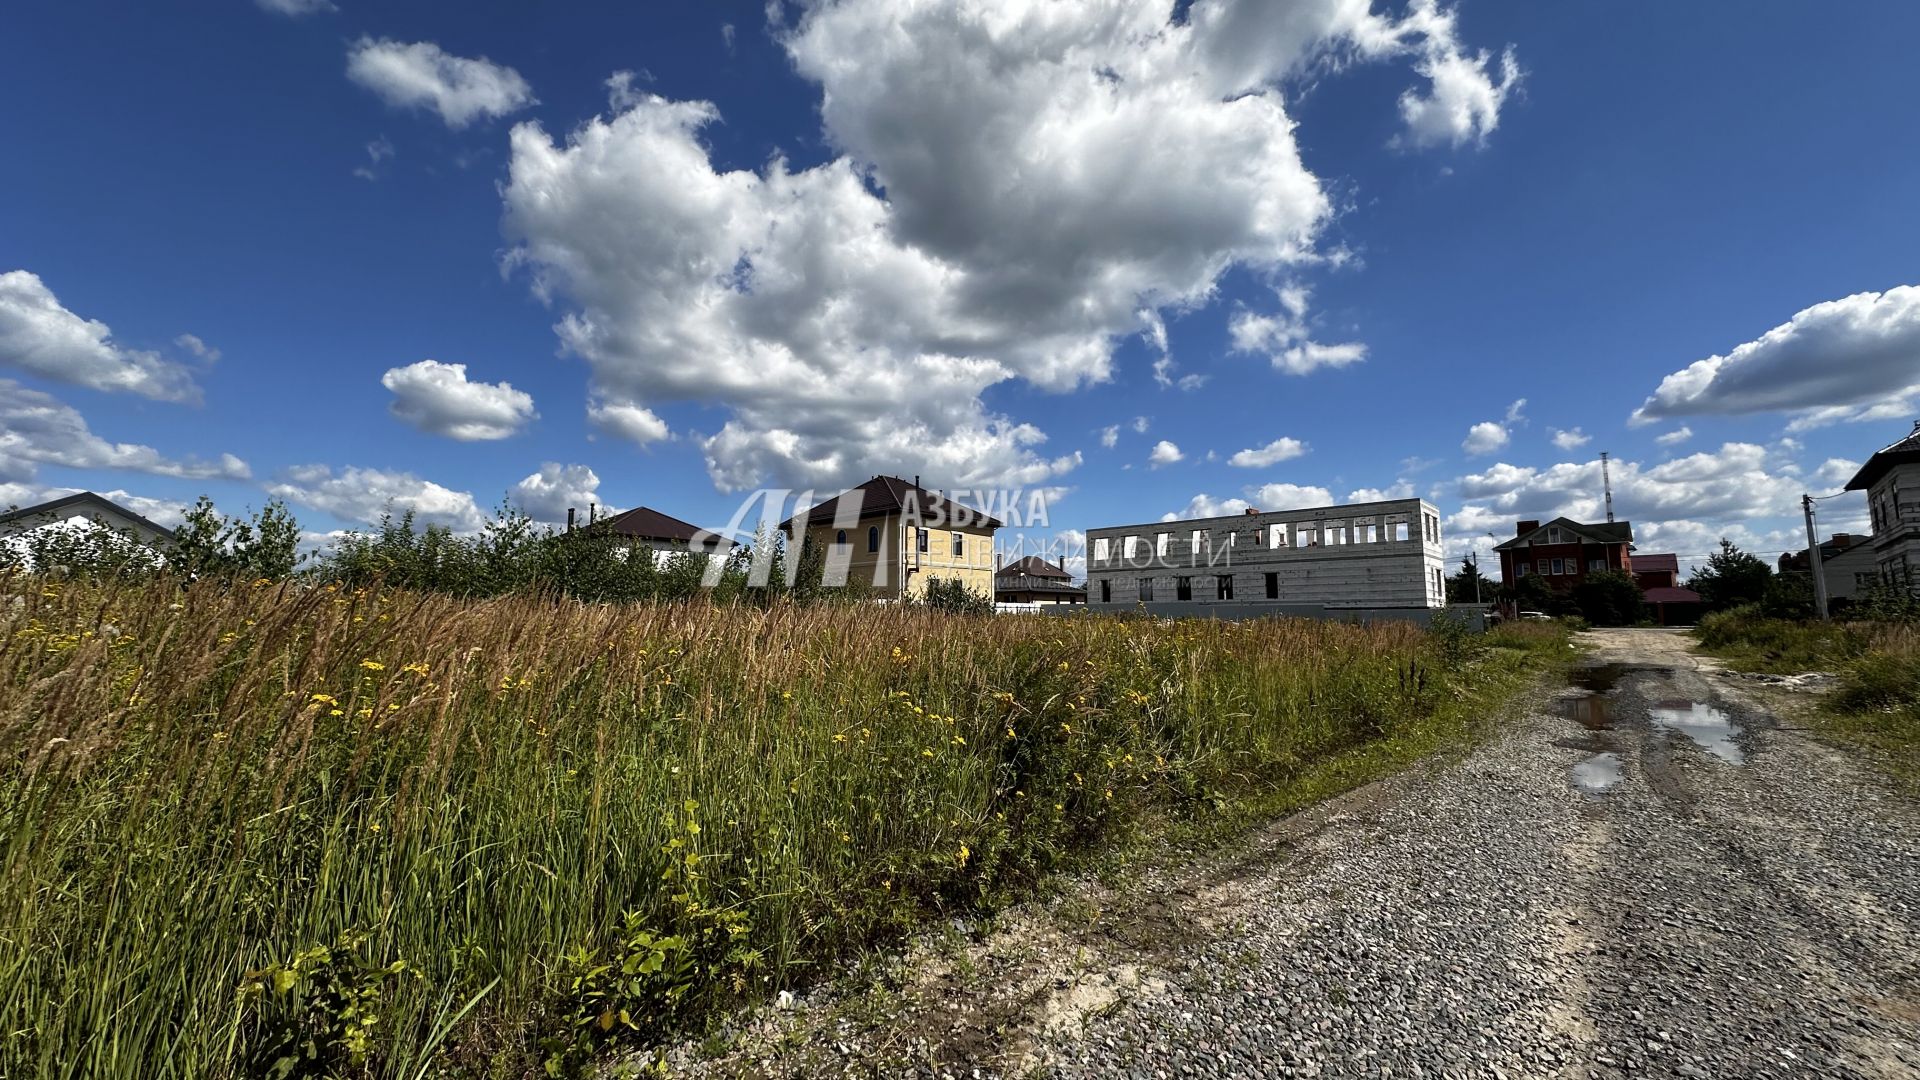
[0,579,1551,1078]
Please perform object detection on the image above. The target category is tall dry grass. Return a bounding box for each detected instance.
[0,579,1530,1077]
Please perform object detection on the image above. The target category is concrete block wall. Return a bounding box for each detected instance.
[1084,497,1449,611]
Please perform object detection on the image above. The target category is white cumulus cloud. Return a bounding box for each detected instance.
[1462,420,1509,455]
[0,381,248,482]
[347,38,535,129]
[381,359,535,441]
[1549,427,1590,450]
[587,397,671,446]
[1655,426,1693,447]
[509,463,609,524]
[1228,436,1308,468]
[500,0,1513,492]
[1631,284,1920,430]
[1148,440,1184,468]
[0,271,201,403]
[268,465,485,533]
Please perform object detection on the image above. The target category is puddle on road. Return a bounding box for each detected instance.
[1569,664,1628,694]
[1649,701,1746,765]
[1571,752,1623,795]
[1558,664,1625,730]
[1557,692,1613,730]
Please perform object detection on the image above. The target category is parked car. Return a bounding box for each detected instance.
[1519,610,1552,621]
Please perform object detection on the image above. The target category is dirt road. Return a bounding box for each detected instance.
[690,629,1920,1078]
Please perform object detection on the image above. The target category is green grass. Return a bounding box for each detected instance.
[1694,609,1920,781]
[0,580,1564,1078]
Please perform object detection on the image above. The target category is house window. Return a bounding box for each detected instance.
[1093,537,1110,562]
[836,529,847,546]
[1216,574,1234,600]
[1325,521,1347,545]
[1518,562,1531,577]
[1354,519,1377,543]
[1589,559,1603,571]
[1550,558,1564,575]
[1548,527,1563,544]
[1176,576,1192,601]
[1156,531,1171,557]
[1390,520,1409,542]
[1265,572,1279,600]
[1100,578,1111,603]
[1269,523,1287,548]
[1296,525,1317,548]
[867,526,879,553]
[1190,529,1206,555]
[952,532,963,557]
[917,528,929,554]
[1139,577,1154,601]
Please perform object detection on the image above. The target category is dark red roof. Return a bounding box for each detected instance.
[1643,586,1702,604]
[1632,553,1680,574]
[780,476,1003,531]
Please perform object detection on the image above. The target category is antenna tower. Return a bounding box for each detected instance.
[1600,451,1615,523]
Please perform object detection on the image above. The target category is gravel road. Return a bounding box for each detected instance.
[688,629,1920,1079]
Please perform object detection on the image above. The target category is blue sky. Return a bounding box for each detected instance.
[5,0,1919,577]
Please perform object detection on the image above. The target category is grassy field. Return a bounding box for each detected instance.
[0,579,1564,1078]
[1695,609,1920,780]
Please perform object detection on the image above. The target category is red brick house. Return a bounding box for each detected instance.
[1494,517,1634,590]
[1631,553,1680,591]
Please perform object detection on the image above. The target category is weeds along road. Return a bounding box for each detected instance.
[692,629,1920,1079]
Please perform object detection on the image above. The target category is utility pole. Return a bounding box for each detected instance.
[1802,494,1830,620]
[1467,551,1481,604]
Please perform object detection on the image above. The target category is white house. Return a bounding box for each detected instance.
[0,491,176,569]
[1845,421,1920,595]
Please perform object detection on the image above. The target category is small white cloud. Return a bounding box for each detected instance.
[1462,420,1509,455]
[587,397,671,445]
[720,23,736,53]
[352,136,395,181]
[1505,398,1527,424]
[0,271,201,403]
[346,38,535,129]
[1655,426,1693,447]
[1228,436,1309,468]
[381,360,535,441]
[1348,480,1415,502]
[1131,416,1150,434]
[1098,425,1120,449]
[1549,427,1590,451]
[1148,440,1184,468]
[1814,458,1861,488]
[255,0,334,16]
[173,333,221,363]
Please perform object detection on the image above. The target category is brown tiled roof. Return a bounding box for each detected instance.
[590,506,733,549]
[1845,421,1920,491]
[779,476,1004,531]
[1643,586,1702,604]
[996,555,1071,581]
[1632,553,1679,574]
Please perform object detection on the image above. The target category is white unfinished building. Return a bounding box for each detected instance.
[1085,497,1449,614]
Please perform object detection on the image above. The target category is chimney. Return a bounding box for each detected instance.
[1244,507,1261,516]
[567,507,576,532]
[589,502,597,524]
[1516,519,1540,536]
[914,474,921,490]
[995,551,1004,570]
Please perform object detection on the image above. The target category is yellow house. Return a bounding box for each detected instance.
[781,476,1001,601]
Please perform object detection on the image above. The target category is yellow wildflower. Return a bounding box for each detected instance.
[359,659,385,672]
[310,693,337,705]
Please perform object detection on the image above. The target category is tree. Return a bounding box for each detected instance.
[172,497,304,581]
[1446,559,1496,604]
[1687,539,1772,611]
[1571,569,1645,626]
[919,576,994,615]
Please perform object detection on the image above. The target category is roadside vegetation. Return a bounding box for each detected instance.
[0,572,1566,1079]
[1696,593,1920,778]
